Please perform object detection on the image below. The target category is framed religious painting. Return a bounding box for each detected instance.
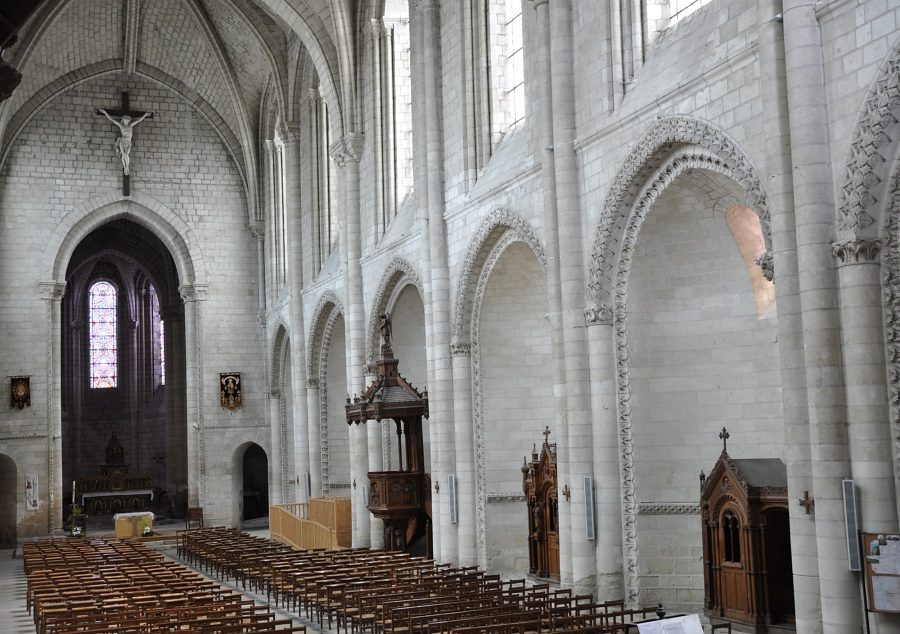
[11,376,30,409]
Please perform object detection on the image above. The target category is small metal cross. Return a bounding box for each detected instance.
[799,491,815,515]
[719,427,730,453]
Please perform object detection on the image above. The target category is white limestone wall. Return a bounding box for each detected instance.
[325,317,351,491]
[478,242,552,576]
[627,179,784,610]
[0,73,266,529]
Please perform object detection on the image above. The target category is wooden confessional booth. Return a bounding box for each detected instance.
[522,427,560,580]
[700,433,795,632]
[346,315,431,554]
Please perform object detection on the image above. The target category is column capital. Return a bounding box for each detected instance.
[584,304,613,326]
[832,239,881,266]
[38,281,67,301]
[276,120,302,144]
[450,341,471,357]
[248,220,265,239]
[306,378,320,389]
[528,0,550,8]
[330,132,364,166]
[179,283,209,303]
[754,250,775,282]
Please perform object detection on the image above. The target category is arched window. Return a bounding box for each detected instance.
[89,280,118,389]
[723,510,741,563]
[489,0,525,138]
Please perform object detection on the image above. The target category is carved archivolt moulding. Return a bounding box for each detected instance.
[588,115,771,309]
[365,257,424,367]
[306,290,345,378]
[838,42,900,238]
[881,169,900,508]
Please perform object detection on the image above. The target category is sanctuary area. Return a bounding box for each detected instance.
[1,0,900,632]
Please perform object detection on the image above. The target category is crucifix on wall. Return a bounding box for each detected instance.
[96,91,153,196]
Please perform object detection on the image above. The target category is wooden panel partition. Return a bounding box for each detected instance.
[270,497,351,550]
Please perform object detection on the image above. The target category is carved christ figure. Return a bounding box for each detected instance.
[97,108,152,175]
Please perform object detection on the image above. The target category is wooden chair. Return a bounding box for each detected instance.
[185,506,204,529]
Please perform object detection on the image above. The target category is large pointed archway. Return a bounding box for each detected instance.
[60,218,188,522]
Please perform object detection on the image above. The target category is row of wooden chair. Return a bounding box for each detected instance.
[178,527,663,634]
[22,537,305,634]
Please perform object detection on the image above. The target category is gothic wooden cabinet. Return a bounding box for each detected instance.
[522,428,560,580]
[701,450,795,632]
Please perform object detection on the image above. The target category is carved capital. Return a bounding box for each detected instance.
[584,304,613,326]
[754,250,774,282]
[330,133,364,166]
[833,239,881,266]
[179,283,209,303]
[306,378,320,389]
[450,342,471,357]
[277,120,302,144]
[363,364,377,376]
[38,281,67,301]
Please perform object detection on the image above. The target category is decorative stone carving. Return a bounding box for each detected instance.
[754,251,774,282]
[306,290,345,378]
[306,378,320,389]
[179,284,209,302]
[588,116,771,309]
[833,239,881,266]
[276,120,302,145]
[365,258,424,367]
[487,493,527,503]
[452,209,547,345]
[330,132,364,166]
[450,342,471,357]
[38,281,67,301]
[637,502,701,515]
[880,169,900,503]
[584,304,613,326]
[838,42,900,237]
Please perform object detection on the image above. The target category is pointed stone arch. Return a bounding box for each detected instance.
[838,37,900,240]
[587,115,771,311]
[451,209,547,347]
[365,257,424,368]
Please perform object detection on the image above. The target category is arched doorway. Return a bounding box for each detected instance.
[0,454,16,547]
[60,219,187,523]
[241,443,269,527]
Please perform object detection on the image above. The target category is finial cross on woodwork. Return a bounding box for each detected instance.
[799,491,815,515]
[719,427,730,453]
[542,426,551,443]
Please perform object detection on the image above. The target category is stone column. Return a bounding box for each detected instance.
[757,0,822,627]
[834,241,898,523]
[334,133,370,546]
[420,0,456,563]
[162,308,186,502]
[263,140,278,305]
[547,0,595,593]
[408,0,440,559]
[529,0,576,587]
[306,378,322,497]
[782,1,858,631]
[451,342,475,566]
[585,307,624,598]
[268,391,284,506]
[180,283,207,508]
[40,281,66,533]
[281,122,311,504]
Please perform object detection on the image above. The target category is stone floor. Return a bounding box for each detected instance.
[0,549,34,633]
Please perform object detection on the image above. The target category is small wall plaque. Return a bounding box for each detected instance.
[220,372,242,410]
[11,376,30,409]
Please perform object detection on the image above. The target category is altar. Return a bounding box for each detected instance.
[75,432,155,514]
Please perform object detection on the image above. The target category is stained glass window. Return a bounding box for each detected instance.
[160,319,166,386]
[89,280,117,389]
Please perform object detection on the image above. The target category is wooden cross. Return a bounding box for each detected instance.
[719,427,730,453]
[542,426,551,444]
[799,491,815,515]
[96,91,152,196]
